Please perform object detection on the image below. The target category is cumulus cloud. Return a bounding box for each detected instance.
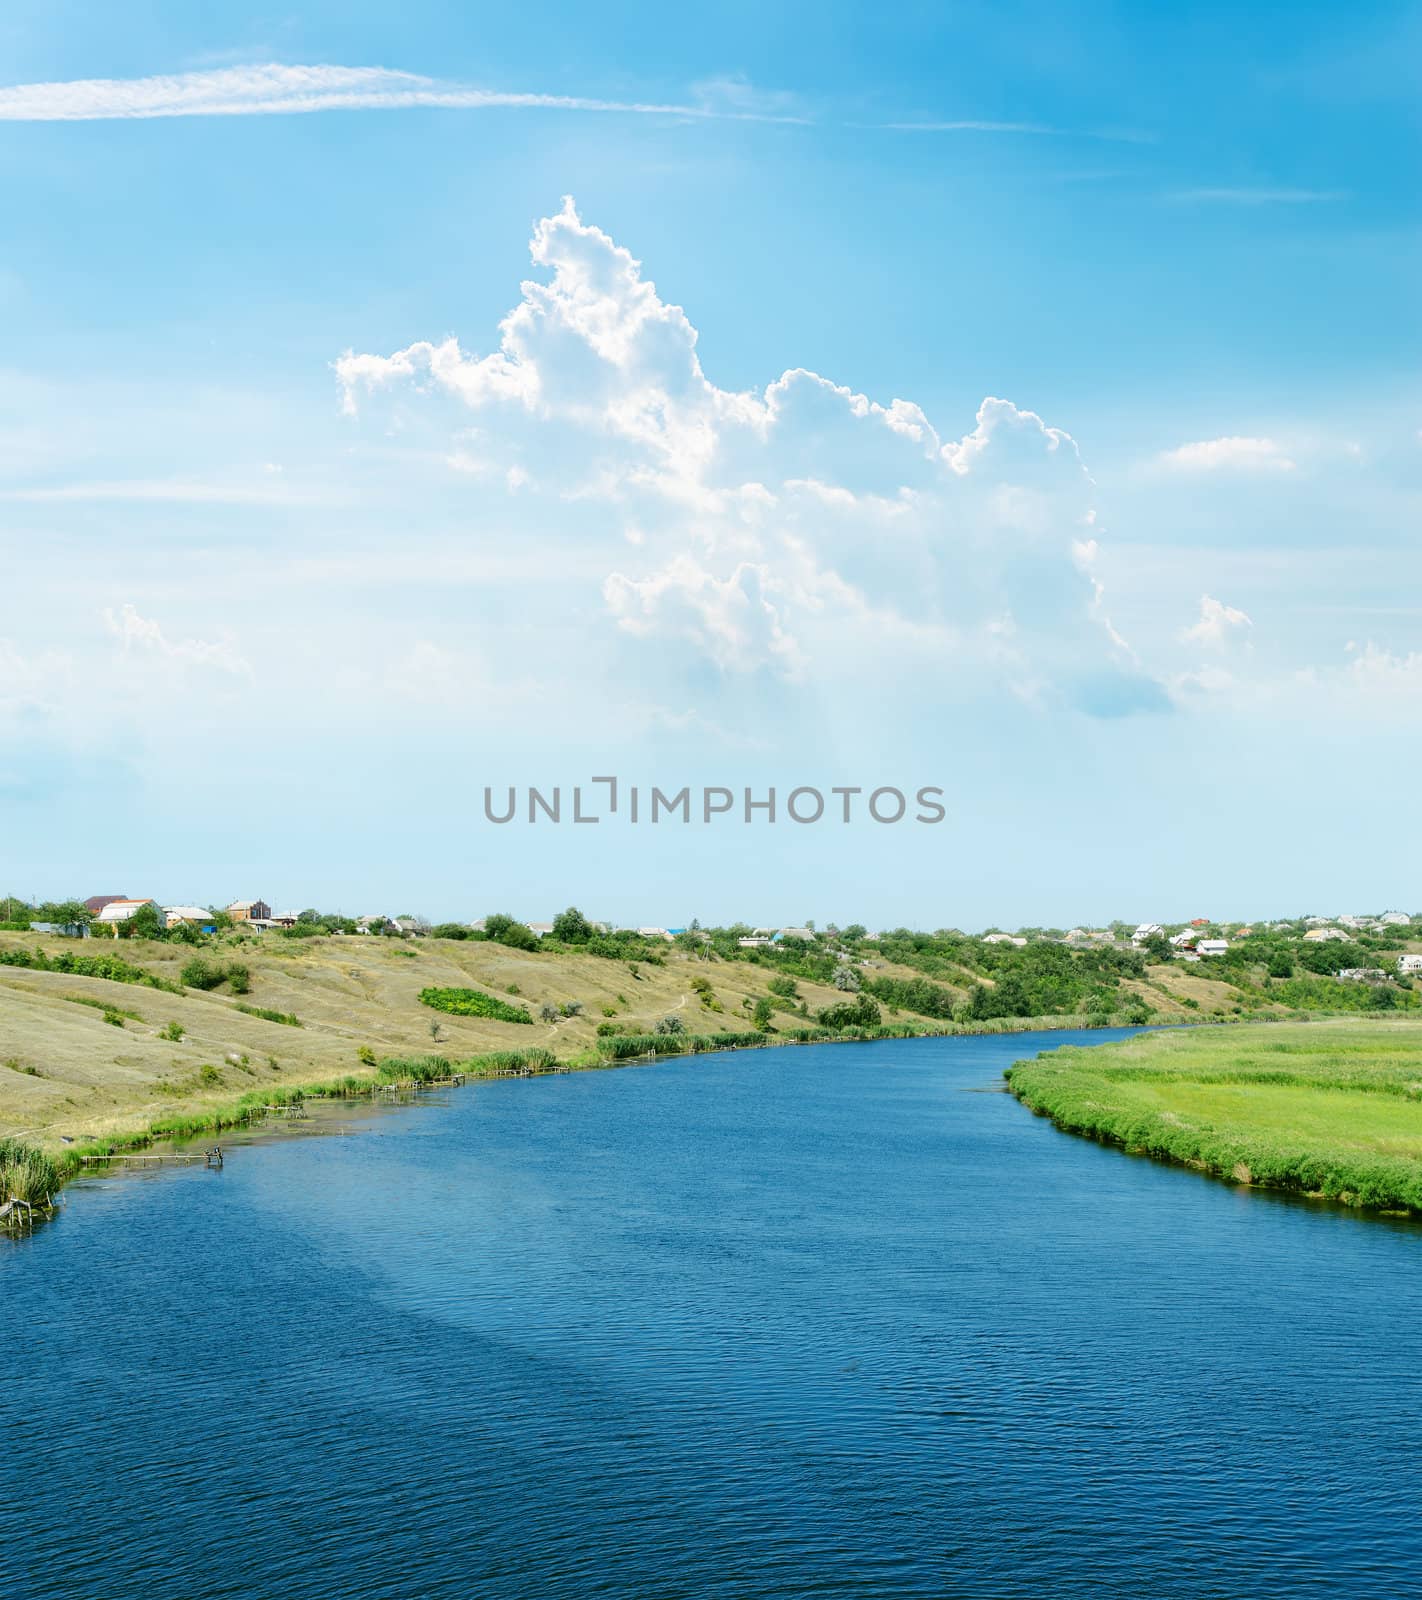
[1158,436,1296,472]
[337,197,1168,719]
[1182,594,1253,647]
[605,558,801,676]
[103,604,251,676]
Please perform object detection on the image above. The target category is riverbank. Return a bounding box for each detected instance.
[1006,1016,1422,1215]
[1,923,1273,1156]
[2,1006,1302,1227]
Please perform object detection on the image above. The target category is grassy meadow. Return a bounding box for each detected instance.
[1007,1017,1422,1213]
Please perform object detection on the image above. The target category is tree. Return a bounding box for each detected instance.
[484,913,540,952]
[1267,951,1294,979]
[752,996,774,1030]
[654,1014,686,1036]
[833,964,861,992]
[817,995,881,1030]
[550,906,594,943]
[539,1003,561,1023]
[124,903,165,941]
[38,899,91,931]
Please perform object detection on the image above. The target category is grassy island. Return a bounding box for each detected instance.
[1007,1018,1422,1214]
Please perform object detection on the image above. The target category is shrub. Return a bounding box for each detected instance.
[832,964,861,992]
[863,975,957,1019]
[539,1003,560,1023]
[227,964,251,995]
[235,1003,302,1027]
[483,914,540,952]
[0,946,179,993]
[419,987,533,1025]
[181,958,225,991]
[817,995,883,1030]
[654,1014,686,1036]
[159,1021,185,1042]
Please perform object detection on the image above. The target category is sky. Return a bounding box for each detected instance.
[2,2,1419,929]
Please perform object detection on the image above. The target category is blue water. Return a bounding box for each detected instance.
[4,1030,1421,1598]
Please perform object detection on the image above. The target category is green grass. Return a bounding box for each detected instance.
[418,986,533,1025]
[0,1136,61,1210]
[0,946,180,993]
[62,994,144,1021]
[1006,1018,1422,1214]
[234,1003,302,1027]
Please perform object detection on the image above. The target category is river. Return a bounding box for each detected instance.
[3,1029,1419,1598]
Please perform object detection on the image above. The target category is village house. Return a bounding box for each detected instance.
[95,898,158,932]
[1132,923,1163,945]
[1380,911,1413,927]
[83,894,128,915]
[1338,967,1388,983]
[227,899,271,923]
[1303,927,1349,942]
[164,906,215,930]
[1169,930,1197,949]
[1397,954,1422,976]
[983,933,1027,946]
[1196,939,1229,957]
[29,919,89,937]
[777,927,816,943]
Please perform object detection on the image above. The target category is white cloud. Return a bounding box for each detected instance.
[1340,640,1422,697]
[338,197,1169,718]
[605,558,801,676]
[1169,188,1343,205]
[1157,436,1296,473]
[103,604,251,677]
[0,63,803,124]
[0,476,337,505]
[1182,594,1253,647]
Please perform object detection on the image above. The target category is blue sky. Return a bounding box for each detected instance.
[2,3,1419,927]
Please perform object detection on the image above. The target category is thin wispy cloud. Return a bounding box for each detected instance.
[0,62,807,123]
[1169,187,1344,204]
[882,120,1154,143]
[0,477,340,505]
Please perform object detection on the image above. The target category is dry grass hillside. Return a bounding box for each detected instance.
[0,930,850,1147]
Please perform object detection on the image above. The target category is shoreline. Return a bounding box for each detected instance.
[1005,1017,1422,1219]
[3,1008,1308,1230]
[3,1014,1144,1227]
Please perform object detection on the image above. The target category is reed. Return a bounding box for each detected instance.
[0,1137,61,1210]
